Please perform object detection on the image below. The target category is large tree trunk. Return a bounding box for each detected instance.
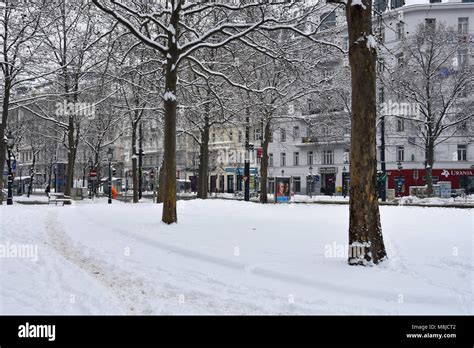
[260,119,271,204]
[346,0,387,265]
[0,81,11,204]
[197,123,210,199]
[132,122,139,203]
[161,8,179,224]
[64,117,77,202]
[424,138,435,197]
[138,121,143,200]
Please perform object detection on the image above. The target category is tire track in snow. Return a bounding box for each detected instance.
[44,210,168,314]
[45,210,268,314]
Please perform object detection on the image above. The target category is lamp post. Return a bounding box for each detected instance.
[6,132,14,205]
[88,158,93,199]
[308,165,313,198]
[107,148,114,204]
[397,161,403,197]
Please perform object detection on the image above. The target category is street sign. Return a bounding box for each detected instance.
[12,160,16,171]
[90,171,97,177]
[319,167,337,174]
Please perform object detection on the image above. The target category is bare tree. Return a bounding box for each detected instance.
[387,23,474,196]
[0,0,52,203]
[92,0,338,223]
[327,0,387,265]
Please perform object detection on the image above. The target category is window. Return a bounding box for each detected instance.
[458,49,468,67]
[293,126,300,139]
[238,131,243,143]
[396,22,404,40]
[293,152,299,166]
[392,0,404,8]
[396,53,404,66]
[343,149,350,163]
[280,153,286,167]
[212,133,216,143]
[293,177,301,193]
[280,128,286,142]
[307,151,314,165]
[269,131,273,143]
[229,131,233,141]
[397,118,404,132]
[268,178,275,194]
[269,153,273,166]
[323,69,333,81]
[425,18,436,31]
[320,11,336,31]
[458,18,469,35]
[396,146,405,162]
[342,36,349,51]
[457,145,467,161]
[374,0,386,11]
[323,150,334,165]
[253,128,261,141]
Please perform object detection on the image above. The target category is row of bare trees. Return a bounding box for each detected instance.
[5,0,470,267]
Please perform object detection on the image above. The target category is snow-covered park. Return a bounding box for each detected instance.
[0,199,472,315]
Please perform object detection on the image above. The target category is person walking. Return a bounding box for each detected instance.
[45,184,51,198]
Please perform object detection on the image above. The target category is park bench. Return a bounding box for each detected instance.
[48,193,72,206]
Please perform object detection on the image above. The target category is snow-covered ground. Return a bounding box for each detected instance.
[0,199,472,315]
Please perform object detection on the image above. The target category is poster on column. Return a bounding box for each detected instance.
[275,177,291,203]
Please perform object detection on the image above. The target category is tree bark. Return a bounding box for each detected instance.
[0,81,11,204]
[346,0,387,265]
[138,121,143,200]
[64,116,77,202]
[260,119,271,204]
[425,137,435,197]
[197,121,210,199]
[161,5,180,224]
[132,121,139,203]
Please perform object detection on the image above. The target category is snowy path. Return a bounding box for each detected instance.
[1,200,472,314]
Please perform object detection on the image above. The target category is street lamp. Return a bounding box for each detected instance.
[88,158,94,199]
[6,132,14,205]
[308,165,313,198]
[397,161,403,197]
[342,166,347,198]
[107,148,114,204]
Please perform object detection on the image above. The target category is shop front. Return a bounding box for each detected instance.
[387,168,474,196]
[319,167,338,196]
[225,167,258,193]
